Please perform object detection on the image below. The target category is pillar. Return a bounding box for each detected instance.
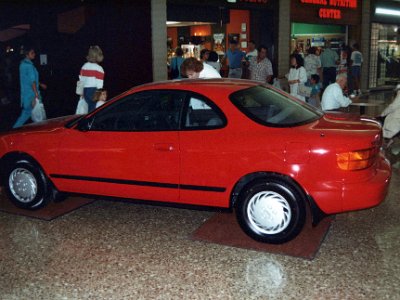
[278,0,291,77]
[360,1,371,91]
[151,0,167,82]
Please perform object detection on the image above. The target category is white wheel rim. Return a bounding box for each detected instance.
[9,168,38,203]
[247,191,292,235]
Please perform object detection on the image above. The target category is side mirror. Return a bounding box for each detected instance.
[76,117,92,132]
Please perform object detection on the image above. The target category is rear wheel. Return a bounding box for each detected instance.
[5,160,51,210]
[236,177,306,244]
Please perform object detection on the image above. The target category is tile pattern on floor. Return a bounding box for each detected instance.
[1,165,399,300]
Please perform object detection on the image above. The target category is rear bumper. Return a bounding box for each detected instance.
[311,153,392,214]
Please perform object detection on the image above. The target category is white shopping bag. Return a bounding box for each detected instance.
[75,97,88,114]
[31,98,47,122]
[272,78,281,90]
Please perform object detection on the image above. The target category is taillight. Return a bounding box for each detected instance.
[337,148,377,171]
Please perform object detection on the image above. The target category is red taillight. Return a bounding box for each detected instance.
[337,148,378,171]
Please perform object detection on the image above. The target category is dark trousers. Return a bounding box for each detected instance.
[84,87,97,112]
[322,67,337,88]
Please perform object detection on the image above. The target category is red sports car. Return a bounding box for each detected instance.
[0,79,391,243]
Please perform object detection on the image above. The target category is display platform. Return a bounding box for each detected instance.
[191,211,334,260]
[0,191,95,221]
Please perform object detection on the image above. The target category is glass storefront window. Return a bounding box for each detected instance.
[370,23,400,88]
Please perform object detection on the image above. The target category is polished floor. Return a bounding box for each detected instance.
[0,153,400,300]
[1,91,400,299]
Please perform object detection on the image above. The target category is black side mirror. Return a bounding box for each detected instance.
[76,117,92,132]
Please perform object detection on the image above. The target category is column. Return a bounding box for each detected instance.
[278,0,291,76]
[360,1,371,91]
[151,0,167,82]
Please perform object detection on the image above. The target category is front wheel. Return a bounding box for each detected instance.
[5,160,51,210]
[236,177,306,244]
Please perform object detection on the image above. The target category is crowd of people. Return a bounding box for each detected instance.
[168,40,366,112]
[2,39,400,145]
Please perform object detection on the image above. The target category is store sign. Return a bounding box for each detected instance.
[299,0,358,20]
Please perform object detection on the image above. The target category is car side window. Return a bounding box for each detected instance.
[90,90,185,131]
[184,95,226,129]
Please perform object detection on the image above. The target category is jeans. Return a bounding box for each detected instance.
[228,68,242,79]
[13,99,33,128]
[84,87,97,112]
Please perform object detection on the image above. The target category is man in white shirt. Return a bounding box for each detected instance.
[321,74,352,111]
[180,57,221,79]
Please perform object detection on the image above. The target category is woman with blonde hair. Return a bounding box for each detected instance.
[79,45,105,112]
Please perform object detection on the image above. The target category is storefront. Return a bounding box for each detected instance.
[166,0,277,76]
[369,1,400,88]
[290,1,362,53]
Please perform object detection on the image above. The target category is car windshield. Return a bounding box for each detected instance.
[230,85,323,127]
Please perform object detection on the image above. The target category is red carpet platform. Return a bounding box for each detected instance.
[0,192,95,221]
[191,212,333,260]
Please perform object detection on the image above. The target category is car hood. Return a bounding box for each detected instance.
[8,115,81,133]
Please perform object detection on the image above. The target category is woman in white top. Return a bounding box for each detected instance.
[304,47,321,79]
[79,46,105,112]
[286,54,308,101]
[381,84,400,141]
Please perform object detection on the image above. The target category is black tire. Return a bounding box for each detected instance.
[5,159,51,210]
[236,176,306,244]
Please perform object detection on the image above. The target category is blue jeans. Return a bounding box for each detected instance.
[13,99,33,128]
[228,68,242,79]
[84,87,97,112]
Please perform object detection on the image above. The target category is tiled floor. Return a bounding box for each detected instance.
[1,155,400,300]
[1,90,400,299]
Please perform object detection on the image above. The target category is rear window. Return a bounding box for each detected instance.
[230,86,322,127]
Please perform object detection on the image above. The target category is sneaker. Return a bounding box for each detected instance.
[350,93,357,98]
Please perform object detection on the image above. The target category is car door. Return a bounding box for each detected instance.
[53,90,184,203]
[178,93,230,208]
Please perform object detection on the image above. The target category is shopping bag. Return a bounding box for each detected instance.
[298,84,312,97]
[31,98,47,122]
[75,97,88,114]
[272,78,281,90]
[76,80,84,96]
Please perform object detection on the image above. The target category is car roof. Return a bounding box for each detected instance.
[130,78,262,95]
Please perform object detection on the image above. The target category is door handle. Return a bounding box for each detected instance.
[154,143,174,152]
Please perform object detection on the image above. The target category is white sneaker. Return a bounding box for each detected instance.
[350,93,356,98]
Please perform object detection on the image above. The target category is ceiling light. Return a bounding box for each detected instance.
[376,7,400,16]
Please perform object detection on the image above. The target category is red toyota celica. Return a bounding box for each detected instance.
[0,79,391,244]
